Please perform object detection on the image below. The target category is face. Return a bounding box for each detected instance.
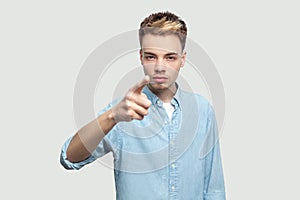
[140,34,186,93]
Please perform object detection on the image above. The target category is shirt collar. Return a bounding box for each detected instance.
[142,83,182,110]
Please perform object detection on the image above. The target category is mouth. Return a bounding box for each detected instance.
[152,76,168,84]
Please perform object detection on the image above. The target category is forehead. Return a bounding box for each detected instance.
[141,34,182,54]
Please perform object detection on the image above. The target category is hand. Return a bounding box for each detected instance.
[110,76,152,122]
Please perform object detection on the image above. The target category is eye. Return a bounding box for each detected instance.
[166,56,177,61]
[145,55,156,61]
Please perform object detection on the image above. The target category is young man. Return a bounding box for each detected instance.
[60,11,226,199]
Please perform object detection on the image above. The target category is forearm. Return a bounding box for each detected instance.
[66,76,150,163]
[66,109,116,163]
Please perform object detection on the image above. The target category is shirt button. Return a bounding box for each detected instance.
[170,140,175,145]
[171,163,176,169]
[171,186,175,191]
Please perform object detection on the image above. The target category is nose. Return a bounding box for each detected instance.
[154,58,166,73]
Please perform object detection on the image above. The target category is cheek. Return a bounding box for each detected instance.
[167,64,181,72]
[166,67,180,79]
[142,66,151,74]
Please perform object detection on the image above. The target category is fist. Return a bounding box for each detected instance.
[110,76,152,122]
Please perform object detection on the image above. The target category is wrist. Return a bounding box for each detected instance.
[107,109,116,123]
[96,109,117,135]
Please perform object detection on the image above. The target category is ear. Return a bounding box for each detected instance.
[180,51,187,68]
[139,49,143,65]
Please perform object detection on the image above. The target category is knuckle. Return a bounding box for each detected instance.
[127,110,135,118]
[126,110,131,116]
[135,114,143,120]
[125,96,131,101]
[125,93,133,101]
[144,109,149,115]
[144,100,152,107]
[126,101,132,109]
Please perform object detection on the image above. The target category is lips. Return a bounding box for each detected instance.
[152,76,168,83]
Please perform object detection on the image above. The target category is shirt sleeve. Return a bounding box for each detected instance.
[203,106,226,200]
[60,100,121,170]
[60,136,96,170]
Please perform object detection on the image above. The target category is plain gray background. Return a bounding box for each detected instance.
[1,0,299,199]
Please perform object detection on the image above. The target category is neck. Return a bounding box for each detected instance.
[148,83,177,103]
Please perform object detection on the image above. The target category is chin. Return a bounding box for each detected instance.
[149,83,170,91]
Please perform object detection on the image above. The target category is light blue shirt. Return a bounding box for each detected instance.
[60,85,226,200]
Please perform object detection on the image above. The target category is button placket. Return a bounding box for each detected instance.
[169,116,178,199]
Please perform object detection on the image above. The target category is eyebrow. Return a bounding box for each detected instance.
[143,51,180,56]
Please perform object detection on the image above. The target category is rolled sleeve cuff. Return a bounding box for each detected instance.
[60,137,96,170]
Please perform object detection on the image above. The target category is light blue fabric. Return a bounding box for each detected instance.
[60,85,226,200]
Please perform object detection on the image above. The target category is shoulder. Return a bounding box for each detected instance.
[180,89,213,113]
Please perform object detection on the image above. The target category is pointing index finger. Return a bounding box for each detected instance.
[130,75,150,94]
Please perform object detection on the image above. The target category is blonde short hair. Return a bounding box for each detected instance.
[139,11,187,51]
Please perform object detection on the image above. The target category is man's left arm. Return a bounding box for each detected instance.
[203,107,226,200]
